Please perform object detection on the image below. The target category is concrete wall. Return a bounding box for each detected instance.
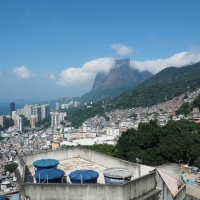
[122,172,157,199]
[22,147,80,166]
[79,147,140,178]
[22,147,141,178]
[17,156,26,182]
[156,170,186,200]
[18,147,185,200]
[21,172,157,200]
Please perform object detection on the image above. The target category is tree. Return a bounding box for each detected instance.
[116,119,200,166]
[4,163,18,173]
[19,115,30,127]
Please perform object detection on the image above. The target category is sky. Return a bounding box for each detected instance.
[1,0,200,99]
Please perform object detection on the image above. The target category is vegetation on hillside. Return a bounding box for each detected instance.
[110,77,200,109]
[0,117,14,131]
[66,62,200,127]
[134,61,200,90]
[176,94,200,116]
[39,116,51,128]
[67,102,105,128]
[82,120,200,167]
[19,115,30,127]
[4,163,18,173]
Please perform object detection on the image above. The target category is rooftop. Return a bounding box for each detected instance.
[27,157,135,184]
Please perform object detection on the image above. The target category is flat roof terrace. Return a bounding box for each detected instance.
[27,158,109,184]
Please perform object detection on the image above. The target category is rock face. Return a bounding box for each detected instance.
[92,58,153,91]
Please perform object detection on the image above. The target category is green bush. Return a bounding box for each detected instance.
[4,163,18,173]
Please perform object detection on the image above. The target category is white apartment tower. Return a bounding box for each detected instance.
[56,102,59,110]
[18,116,24,132]
[24,105,33,119]
[51,112,60,126]
[0,115,4,127]
[41,104,50,119]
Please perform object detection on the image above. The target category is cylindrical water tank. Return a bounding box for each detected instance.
[103,168,133,184]
[69,169,99,184]
[33,159,59,171]
[34,168,65,183]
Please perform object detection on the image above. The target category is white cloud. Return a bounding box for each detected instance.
[12,66,37,80]
[110,43,135,56]
[42,73,56,80]
[130,48,200,74]
[57,58,115,86]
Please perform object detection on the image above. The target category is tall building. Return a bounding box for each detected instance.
[19,117,24,132]
[30,115,38,128]
[51,112,66,127]
[32,105,41,122]
[10,102,15,118]
[51,112,60,126]
[56,102,59,110]
[41,104,50,119]
[24,104,33,119]
[16,116,24,132]
[0,115,4,127]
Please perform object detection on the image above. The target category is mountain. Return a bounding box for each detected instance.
[134,61,200,90]
[81,58,153,102]
[110,61,200,109]
[66,61,200,127]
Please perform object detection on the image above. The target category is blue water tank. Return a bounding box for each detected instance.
[34,168,65,183]
[0,195,6,200]
[69,170,99,184]
[33,159,59,171]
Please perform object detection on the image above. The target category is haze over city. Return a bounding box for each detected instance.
[1,0,200,99]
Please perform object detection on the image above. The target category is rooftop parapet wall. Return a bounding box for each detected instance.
[21,172,157,200]
[22,147,80,166]
[17,156,26,182]
[79,147,140,178]
[21,147,141,178]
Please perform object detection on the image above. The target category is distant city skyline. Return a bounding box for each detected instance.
[1,0,200,99]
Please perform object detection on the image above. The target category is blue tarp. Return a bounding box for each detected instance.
[34,168,64,180]
[188,166,199,172]
[33,159,59,168]
[69,170,99,184]
[181,174,196,185]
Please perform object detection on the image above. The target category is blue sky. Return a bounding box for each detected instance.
[1,0,200,99]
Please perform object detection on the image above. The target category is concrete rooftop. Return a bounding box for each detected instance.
[27,157,135,184]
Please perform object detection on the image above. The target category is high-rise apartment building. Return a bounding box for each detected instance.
[30,115,38,128]
[19,117,24,132]
[51,112,66,127]
[51,112,60,126]
[0,115,4,127]
[32,104,41,122]
[56,102,59,110]
[10,102,15,118]
[41,104,50,119]
[24,104,33,119]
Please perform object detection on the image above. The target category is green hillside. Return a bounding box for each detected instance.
[110,77,200,109]
[134,61,200,90]
[66,62,200,127]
